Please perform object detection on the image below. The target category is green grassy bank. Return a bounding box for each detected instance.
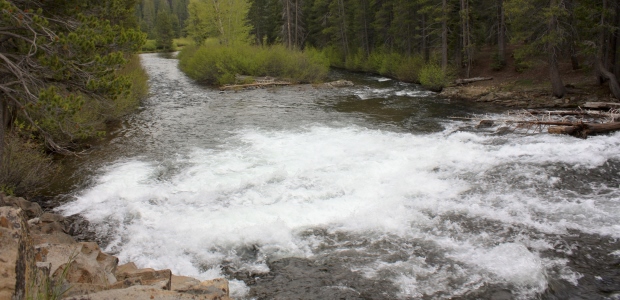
[178,41,330,85]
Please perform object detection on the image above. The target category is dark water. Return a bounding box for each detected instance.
[54,53,620,300]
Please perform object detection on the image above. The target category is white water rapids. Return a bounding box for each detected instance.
[57,54,620,299]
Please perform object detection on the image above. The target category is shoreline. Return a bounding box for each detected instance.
[0,195,233,300]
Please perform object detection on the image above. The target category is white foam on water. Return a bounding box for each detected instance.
[58,126,620,298]
[369,76,392,82]
[395,89,436,97]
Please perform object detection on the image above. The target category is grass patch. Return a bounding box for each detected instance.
[0,133,59,197]
[174,37,194,49]
[179,41,329,85]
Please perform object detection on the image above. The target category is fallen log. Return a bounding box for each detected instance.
[548,122,620,138]
[582,102,620,110]
[220,81,292,90]
[454,77,493,85]
[526,110,613,117]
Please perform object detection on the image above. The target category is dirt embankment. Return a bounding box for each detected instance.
[442,47,618,108]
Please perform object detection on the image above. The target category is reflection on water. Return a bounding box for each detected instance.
[55,53,620,300]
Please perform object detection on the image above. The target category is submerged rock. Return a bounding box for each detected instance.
[325,80,354,87]
[246,257,396,300]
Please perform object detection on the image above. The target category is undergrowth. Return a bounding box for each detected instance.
[322,47,450,90]
[178,41,329,85]
[1,55,148,197]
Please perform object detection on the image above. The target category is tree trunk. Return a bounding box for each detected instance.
[0,99,5,174]
[461,0,471,78]
[422,14,428,62]
[338,0,349,57]
[294,0,298,48]
[614,0,620,77]
[549,0,566,98]
[549,122,620,138]
[596,59,620,99]
[286,0,292,49]
[442,0,448,72]
[362,0,370,56]
[497,0,506,66]
[598,0,609,84]
[566,0,580,70]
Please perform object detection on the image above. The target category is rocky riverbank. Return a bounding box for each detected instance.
[440,84,617,109]
[0,195,233,300]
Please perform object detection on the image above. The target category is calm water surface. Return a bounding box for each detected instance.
[55,53,620,300]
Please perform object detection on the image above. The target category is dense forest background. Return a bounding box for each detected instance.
[137,0,620,98]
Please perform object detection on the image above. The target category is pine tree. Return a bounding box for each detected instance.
[0,0,145,169]
[156,10,176,49]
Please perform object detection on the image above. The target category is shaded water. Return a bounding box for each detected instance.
[56,53,620,299]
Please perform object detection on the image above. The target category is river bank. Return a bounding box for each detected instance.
[0,195,233,299]
[440,83,616,109]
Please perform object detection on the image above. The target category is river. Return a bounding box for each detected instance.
[55,53,620,299]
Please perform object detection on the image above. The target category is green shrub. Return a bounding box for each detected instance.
[173,37,194,49]
[111,55,148,119]
[179,43,329,85]
[0,134,59,197]
[141,39,157,52]
[394,55,425,83]
[419,64,447,92]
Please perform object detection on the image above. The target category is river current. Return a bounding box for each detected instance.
[55,53,620,299]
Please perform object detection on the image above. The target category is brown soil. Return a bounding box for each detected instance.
[460,45,613,99]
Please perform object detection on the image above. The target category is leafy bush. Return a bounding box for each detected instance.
[394,55,425,83]
[419,64,447,92]
[0,134,58,197]
[141,39,157,52]
[173,37,194,49]
[179,42,330,85]
[111,55,149,119]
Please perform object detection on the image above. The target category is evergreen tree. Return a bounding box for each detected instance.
[141,0,157,37]
[156,10,176,49]
[0,0,145,169]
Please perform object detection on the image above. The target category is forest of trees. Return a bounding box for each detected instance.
[178,0,620,98]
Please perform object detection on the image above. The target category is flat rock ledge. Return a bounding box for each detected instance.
[0,195,233,300]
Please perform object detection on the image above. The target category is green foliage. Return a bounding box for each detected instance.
[0,0,146,152]
[186,0,251,45]
[174,37,194,49]
[179,42,329,85]
[142,39,158,51]
[155,10,175,50]
[419,64,448,92]
[394,55,426,83]
[0,134,58,198]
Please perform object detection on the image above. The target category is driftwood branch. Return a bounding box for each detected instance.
[220,81,292,91]
[548,122,620,138]
[582,102,620,110]
[454,77,493,85]
[451,108,620,138]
